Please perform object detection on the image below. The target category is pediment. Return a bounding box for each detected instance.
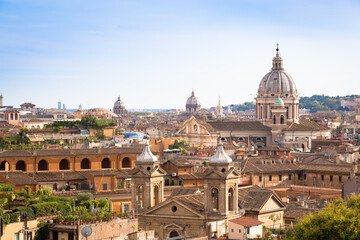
[177,116,212,135]
[225,168,241,178]
[260,195,286,212]
[163,222,185,230]
[145,199,204,218]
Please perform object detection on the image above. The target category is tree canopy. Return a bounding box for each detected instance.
[287,194,360,240]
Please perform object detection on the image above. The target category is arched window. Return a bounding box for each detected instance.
[280,115,285,124]
[122,157,131,168]
[228,188,234,211]
[101,158,111,169]
[38,160,48,171]
[0,161,10,171]
[260,106,263,119]
[211,188,219,211]
[169,231,180,238]
[59,159,69,170]
[16,160,26,171]
[154,185,160,205]
[273,115,276,124]
[81,158,90,169]
[137,186,144,208]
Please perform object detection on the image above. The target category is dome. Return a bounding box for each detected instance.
[274,97,284,105]
[136,143,158,162]
[258,48,297,98]
[114,96,124,108]
[186,90,200,107]
[209,141,232,163]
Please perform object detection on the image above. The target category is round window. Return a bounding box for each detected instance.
[221,168,226,172]
[147,167,151,171]
[172,206,177,212]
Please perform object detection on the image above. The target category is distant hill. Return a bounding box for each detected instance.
[229,95,360,113]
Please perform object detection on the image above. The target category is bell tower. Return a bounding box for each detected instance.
[131,143,165,211]
[203,142,239,216]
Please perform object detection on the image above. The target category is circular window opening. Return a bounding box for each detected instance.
[172,206,177,212]
[221,168,226,172]
[147,167,151,171]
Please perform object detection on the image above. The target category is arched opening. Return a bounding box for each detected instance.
[59,159,69,170]
[154,185,160,206]
[228,188,234,211]
[0,161,10,171]
[169,231,180,238]
[38,160,48,171]
[81,158,90,169]
[280,115,285,124]
[101,158,111,169]
[260,106,263,119]
[137,186,144,208]
[211,188,219,211]
[122,157,131,168]
[16,160,26,171]
[273,115,276,124]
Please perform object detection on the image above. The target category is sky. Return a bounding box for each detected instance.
[0,0,360,110]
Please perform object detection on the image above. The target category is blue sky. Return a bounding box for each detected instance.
[1,0,359,109]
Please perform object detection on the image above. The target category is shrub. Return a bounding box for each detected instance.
[3,212,19,224]
[13,207,36,221]
[0,184,14,192]
[98,198,110,211]
[30,202,62,217]
[77,193,93,202]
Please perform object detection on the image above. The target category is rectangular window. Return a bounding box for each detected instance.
[259,176,262,182]
[231,229,234,233]
[184,169,187,172]
[298,174,301,180]
[239,229,241,233]
[339,176,342,182]
[15,233,19,240]
[102,183,108,190]
[321,175,324,181]
[304,174,307,180]
[330,175,333,182]
[123,203,130,213]
[269,175,272,181]
[279,175,282,181]
[313,176,317,186]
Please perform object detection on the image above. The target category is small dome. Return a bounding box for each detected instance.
[114,96,124,108]
[209,141,232,163]
[114,96,126,115]
[186,90,201,107]
[274,97,284,105]
[136,143,158,162]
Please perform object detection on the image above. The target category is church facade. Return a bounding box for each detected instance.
[179,47,331,151]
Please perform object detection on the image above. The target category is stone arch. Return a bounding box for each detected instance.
[273,115,276,124]
[38,160,48,171]
[16,160,26,171]
[169,231,180,238]
[228,188,234,211]
[0,161,10,171]
[101,158,111,169]
[211,188,219,211]
[81,158,91,169]
[121,157,131,168]
[59,159,70,170]
[280,115,285,124]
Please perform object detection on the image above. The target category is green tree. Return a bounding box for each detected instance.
[287,194,360,240]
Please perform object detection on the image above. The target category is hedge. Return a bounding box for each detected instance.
[2,212,19,225]
[30,202,62,217]
[0,184,14,192]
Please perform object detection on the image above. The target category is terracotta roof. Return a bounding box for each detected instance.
[285,121,330,131]
[239,188,285,212]
[0,172,38,185]
[208,121,271,132]
[170,188,201,197]
[229,216,263,227]
[193,115,216,132]
[28,171,87,182]
[163,159,193,167]
[0,148,143,157]
[260,145,291,152]
[85,169,132,178]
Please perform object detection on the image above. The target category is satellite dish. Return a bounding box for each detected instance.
[239,209,246,217]
[81,226,92,239]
